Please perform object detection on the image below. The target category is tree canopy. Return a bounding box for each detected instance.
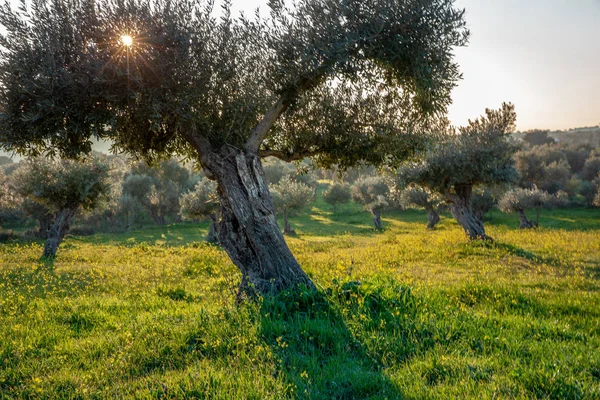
[0,0,468,165]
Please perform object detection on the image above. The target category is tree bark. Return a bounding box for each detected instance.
[426,207,440,230]
[518,209,537,229]
[201,146,315,298]
[447,185,491,240]
[42,207,78,258]
[37,214,54,239]
[474,209,484,222]
[372,208,382,230]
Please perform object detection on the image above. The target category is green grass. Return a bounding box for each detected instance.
[1,201,600,399]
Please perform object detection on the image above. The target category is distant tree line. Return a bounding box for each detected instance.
[1,116,600,256]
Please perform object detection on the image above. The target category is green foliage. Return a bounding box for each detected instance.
[122,159,192,225]
[514,145,575,194]
[396,103,519,196]
[398,184,443,211]
[594,173,600,207]
[351,176,390,213]
[180,178,219,220]
[262,158,296,185]
[0,168,23,227]
[270,177,315,218]
[471,187,496,218]
[0,0,468,170]
[578,180,598,207]
[322,183,351,212]
[498,187,568,214]
[521,130,555,147]
[580,153,600,182]
[12,157,111,213]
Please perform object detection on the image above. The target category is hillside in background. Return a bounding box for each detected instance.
[549,126,600,148]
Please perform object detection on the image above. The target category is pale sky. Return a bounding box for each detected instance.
[232,0,600,131]
[3,0,600,133]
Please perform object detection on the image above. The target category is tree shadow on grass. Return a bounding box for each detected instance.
[258,286,402,399]
[488,241,566,268]
[257,279,443,399]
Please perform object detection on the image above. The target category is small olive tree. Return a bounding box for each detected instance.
[498,187,568,229]
[578,181,598,207]
[12,157,110,258]
[396,103,519,240]
[351,176,390,230]
[180,177,220,243]
[270,177,314,235]
[398,184,444,229]
[580,153,600,182]
[122,159,192,225]
[323,183,351,213]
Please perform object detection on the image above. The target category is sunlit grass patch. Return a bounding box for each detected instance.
[1,208,599,398]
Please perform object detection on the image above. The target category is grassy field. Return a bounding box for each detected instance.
[1,193,600,399]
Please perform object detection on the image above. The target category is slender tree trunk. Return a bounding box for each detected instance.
[372,208,382,230]
[426,207,440,230]
[42,207,78,258]
[518,209,537,229]
[206,213,219,243]
[201,147,315,298]
[448,185,491,240]
[282,213,295,236]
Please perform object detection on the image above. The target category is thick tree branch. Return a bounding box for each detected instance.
[245,97,290,155]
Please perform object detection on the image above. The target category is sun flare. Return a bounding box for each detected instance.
[120,34,133,47]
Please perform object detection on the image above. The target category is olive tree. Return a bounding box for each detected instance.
[398,184,444,229]
[122,159,192,225]
[498,187,568,229]
[180,177,220,243]
[352,176,390,229]
[0,0,468,296]
[396,103,519,240]
[578,181,598,207]
[12,157,110,258]
[270,177,314,235]
[580,153,600,182]
[323,182,351,213]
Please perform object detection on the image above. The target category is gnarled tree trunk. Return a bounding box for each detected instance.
[42,207,78,258]
[426,207,440,230]
[201,147,314,298]
[518,209,537,229]
[447,185,491,241]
